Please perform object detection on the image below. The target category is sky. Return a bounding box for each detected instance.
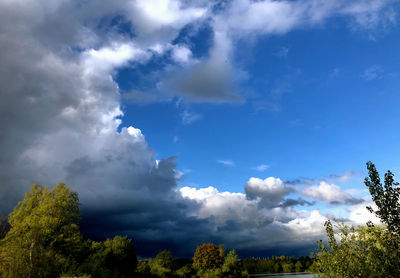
[1,0,400,257]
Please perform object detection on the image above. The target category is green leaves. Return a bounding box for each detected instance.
[313,162,400,278]
[0,183,82,277]
[365,161,400,235]
[0,183,138,278]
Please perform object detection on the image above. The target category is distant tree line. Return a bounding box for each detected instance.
[0,183,312,278]
[241,256,313,274]
[135,245,313,278]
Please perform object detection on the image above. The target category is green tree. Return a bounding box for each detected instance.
[148,250,174,277]
[281,262,292,273]
[175,264,193,278]
[313,221,398,278]
[0,216,10,239]
[79,236,137,278]
[136,261,151,277]
[313,161,400,278]
[0,183,82,278]
[365,161,400,235]
[295,261,303,272]
[221,250,248,277]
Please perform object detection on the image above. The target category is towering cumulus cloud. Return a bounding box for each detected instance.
[0,0,393,256]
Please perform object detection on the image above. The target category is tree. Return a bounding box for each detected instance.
[148,250,174,277]
[295,261,303,272]
[281,262,292,273]
[80,236,137,278]
[175,264,193,278]
[365,161,400,235]
[222,249,248,277]
[313,162,400,278]
[0,183,82,278]
[193,243,225,270]
[0,216,10,239]
[0,183,139,278]
[0,183,82,277]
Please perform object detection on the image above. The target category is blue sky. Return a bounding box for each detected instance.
[1,0,399,256]
[120,11,400,194]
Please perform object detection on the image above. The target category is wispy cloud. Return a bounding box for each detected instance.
[275,46,289,57]
[285,171,356,185]
[217,159,235,166]
[361,65,384,81]
[253,164,270,172]
[181,110,202,125]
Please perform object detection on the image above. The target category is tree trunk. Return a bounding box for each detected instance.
[29,240,35,278]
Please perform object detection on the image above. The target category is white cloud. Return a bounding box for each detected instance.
[285,210,328,240]
[131,0,206,33]
[181,110,202,125]
[349,201,381,225]
[172,45,193,64]
[245,177,292,207]
[302,181,363,205]
[361,65,384,80]
[217,160,235,166]
[180,185,288,228]
[179,185,327,250]
[83,43,148,74]
[275,46,289,57]
[253,164,270,172]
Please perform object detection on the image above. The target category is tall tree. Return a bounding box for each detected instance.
[365,161,400,235]
[0,183,82,277]
[313,162,400,278]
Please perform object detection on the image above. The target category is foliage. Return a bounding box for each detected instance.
[0,183,82,278]
[148,250,174,277]
[313,221,400,278]
[295,261,303,272]
[241,256,311,274]
[175,264,194,278]
[79,236,137,278]
[365,161,400,235]
[193,243,224,270]
[281,262,292,273]
[313,162,400,278]
[136,260,152,277]
[0,183,138,278]
[221,250,248,278]
[0,216,10,239]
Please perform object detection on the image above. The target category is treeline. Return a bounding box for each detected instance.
[241,256,313,274]
[0,183,308,278]
[135,249,313,278]
[136,244,248,277]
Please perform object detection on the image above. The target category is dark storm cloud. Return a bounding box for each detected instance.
[280,198,315,208]
[0,0,392,258]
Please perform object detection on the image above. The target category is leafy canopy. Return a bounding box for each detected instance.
[312,161,400,278]
[0,183,82,277]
